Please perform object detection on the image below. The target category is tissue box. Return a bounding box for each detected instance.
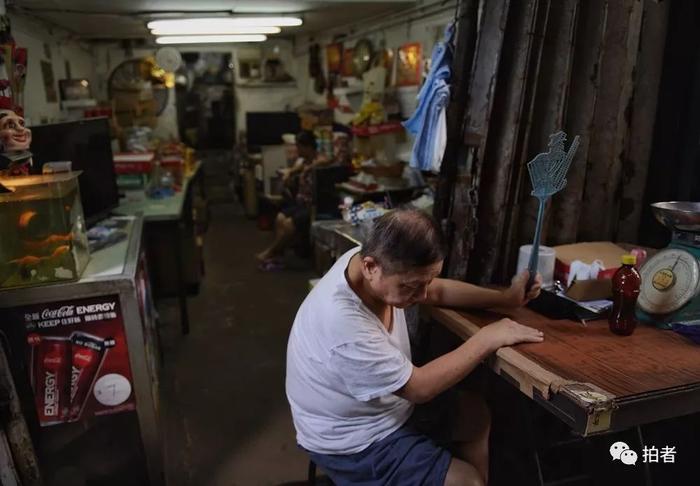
[553,242,628,282]
[553,241,627,301]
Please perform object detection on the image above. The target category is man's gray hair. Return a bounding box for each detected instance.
[360,208,446,274]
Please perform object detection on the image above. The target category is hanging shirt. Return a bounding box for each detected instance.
[403,23,455,173]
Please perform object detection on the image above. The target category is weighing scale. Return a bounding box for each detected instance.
[637,202,700,329]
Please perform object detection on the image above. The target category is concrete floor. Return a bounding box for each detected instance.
[159,154,316,486]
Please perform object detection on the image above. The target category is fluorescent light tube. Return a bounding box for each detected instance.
[155,34,267,44]
[147,17,303,30]
[151,25,281,35]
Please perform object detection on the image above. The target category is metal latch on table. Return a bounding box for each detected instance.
[559,382,616,434]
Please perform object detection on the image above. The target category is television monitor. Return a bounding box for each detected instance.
[30,117,119,226]
[246,111,300,147]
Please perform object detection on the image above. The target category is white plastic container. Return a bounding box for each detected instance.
[516,245,556,288]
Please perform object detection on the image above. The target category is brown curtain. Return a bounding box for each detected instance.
[436,0,669,283]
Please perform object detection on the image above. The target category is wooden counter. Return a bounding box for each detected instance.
[430,305,700,436]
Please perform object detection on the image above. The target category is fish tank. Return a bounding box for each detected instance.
[0,172,90,289]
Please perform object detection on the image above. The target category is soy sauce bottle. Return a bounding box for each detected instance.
[608,254,641,336]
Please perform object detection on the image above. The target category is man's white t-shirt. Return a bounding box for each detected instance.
[286,248,414,455]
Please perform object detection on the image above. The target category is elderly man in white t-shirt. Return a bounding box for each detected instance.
[286,209,543,486]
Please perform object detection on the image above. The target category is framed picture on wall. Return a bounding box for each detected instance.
[341,48,355,77]
[40,60,58,102]
[59,79,92,101]
[326,43,343,74]
[396,42,422,87]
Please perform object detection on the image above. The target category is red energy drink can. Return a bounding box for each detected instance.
[33,337,71,425]
[68,332,113,421]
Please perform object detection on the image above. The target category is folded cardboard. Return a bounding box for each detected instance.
[565,278,613,301]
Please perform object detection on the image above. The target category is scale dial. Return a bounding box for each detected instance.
[638,248,700,315]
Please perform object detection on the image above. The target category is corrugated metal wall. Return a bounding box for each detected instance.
[436,0,669,283]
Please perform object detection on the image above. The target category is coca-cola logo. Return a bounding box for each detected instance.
[73,351,93,367]
[44,371,57,416]
[43,356,63,366]
[41,306,75,319]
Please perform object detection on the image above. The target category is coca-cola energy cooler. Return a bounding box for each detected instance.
[19,296,135,426]
[0,216,164,486]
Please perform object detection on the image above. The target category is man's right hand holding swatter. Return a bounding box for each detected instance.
[501,270,543,307]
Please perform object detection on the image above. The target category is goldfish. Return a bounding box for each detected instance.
[22,233,73,251]
[18,210,37,229]
[9,255,42,266]
[8,245,71,267]
[51,245,70,258]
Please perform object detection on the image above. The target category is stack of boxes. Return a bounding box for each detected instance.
[113,143,195,192]
[113,152,155,191]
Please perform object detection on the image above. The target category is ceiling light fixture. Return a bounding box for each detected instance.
[147,17,303,30]
[155,34,267,44]
[151,25,281,35]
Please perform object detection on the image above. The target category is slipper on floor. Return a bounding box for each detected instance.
[258,259,286,272]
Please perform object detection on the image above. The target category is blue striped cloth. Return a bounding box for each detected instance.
[403,23,455,172]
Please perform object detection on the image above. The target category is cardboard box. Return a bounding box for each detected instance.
[113,152,155,175]
[553,241,628,282]
[553,241,628,301]
[565,279,613,301]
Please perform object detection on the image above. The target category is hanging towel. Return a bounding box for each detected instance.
[403,23,455,173]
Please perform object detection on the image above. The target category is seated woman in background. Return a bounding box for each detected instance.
[256,130,329,270]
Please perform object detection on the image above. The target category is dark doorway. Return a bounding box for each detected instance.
[175,52,235,150]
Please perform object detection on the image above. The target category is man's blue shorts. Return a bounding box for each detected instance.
[305,422,452,486]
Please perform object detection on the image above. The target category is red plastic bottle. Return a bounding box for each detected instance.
[608,254,642,336]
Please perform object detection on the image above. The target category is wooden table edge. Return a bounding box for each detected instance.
[428,306,619,435]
